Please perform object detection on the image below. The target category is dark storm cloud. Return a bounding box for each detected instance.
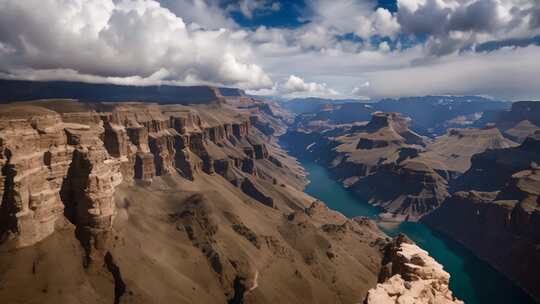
[448,0,500,33]
[529,4,540,29]
[396,0,540,55]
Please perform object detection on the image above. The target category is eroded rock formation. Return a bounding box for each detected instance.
[0,101,289,253]
[423,134,540,301]
[365,234,463,304]
[0,97,465,304]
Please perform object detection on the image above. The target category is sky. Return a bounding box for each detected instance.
[0,0,539,100]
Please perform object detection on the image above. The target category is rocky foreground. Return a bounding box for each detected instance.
[0,98,399,304]
[364,235,463,304]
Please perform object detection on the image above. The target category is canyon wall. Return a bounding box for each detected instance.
[0,102,273,256]
[0,99,393,304]
[423,132,540,301]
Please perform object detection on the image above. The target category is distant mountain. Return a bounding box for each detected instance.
[375,96,510,134]
[0,79,223,104]
[283,95,511,136]
[474,101,540,142]
[280,97,370,114]
[217,87,246,97]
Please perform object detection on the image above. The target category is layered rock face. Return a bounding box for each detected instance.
[0,99,395,304]
[329,112,425,180]
[423,134,540,301]
[416,127,517,175]
[353,160,449,221]
[0,105,124,263]
[477,100,540,142]
[0,101,279,251]
[284,111,524,222]
[284,112,448,221]
[365,235,463,304]
[454,131,540,192]
[0,107,72,247]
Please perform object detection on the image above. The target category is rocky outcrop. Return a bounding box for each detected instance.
[0,108,70,247]
[325,112,425,181]
[365,234,463,304]
[423,164,540,302]
[351,160,449,221]
[416,127,517,175]
[240,178,275,208]
[0,106,123,264]
[477,101,540,142]
[102,120,136,179]
[454,131,540,192]
[61,144,123,264]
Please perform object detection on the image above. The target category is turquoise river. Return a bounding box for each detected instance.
[300,160,536,304]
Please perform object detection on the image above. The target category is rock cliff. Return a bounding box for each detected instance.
[364,234,463,304]
[423,132,540,301]
[283,112,524,222]
[0,98,388,304]
[477,101,540,142]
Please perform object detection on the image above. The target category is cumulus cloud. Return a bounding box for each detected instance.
[280,75,339,97]
[0,0,539,100]
[397,0,540,55]
[305,0,400,41]
[0,0,272,89]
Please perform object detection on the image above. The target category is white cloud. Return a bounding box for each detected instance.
[232,0,281,19]
[0,0,272,89]
[305,0,400,40]
[280,75,339,97]
[0,0,539,101]
[378,41,391,52]
[373,8,401,38]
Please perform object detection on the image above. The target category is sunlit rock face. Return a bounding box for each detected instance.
[365,235,463,304]
[0,101,277,252]
[0,98,398,304]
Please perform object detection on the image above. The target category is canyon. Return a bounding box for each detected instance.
[282,98,540,302]
[0,93,417,304]
[1,81,537,303]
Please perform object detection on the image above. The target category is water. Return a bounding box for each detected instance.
[301,160,536,304]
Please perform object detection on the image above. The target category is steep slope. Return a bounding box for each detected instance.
[423,132,540,302]
[329,112,425,181]
[0,100,388,304]
[454,131,540,192]
[477,101,540,142]
[289,112,449,222]
[416,127,518,176]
